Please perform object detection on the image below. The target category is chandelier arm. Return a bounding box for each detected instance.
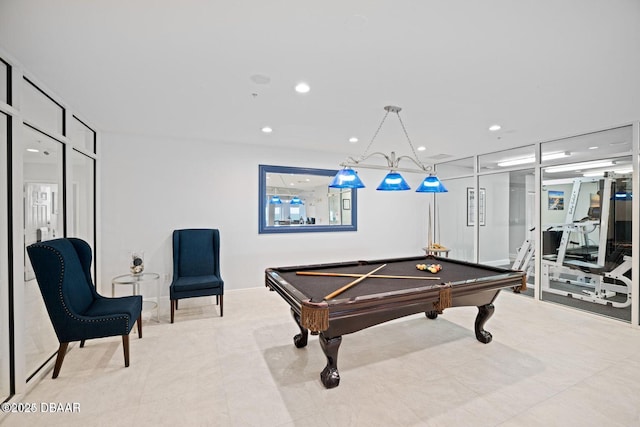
[340,162,430,174]
[394,155,432,172]
[395,111,423,162]
[346,152,393,166]
[360,110,391,160]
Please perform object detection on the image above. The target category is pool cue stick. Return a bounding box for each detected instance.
[323,264,387,300]
[297,271,440,280]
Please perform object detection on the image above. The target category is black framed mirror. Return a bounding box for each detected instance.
[258,165,358,234]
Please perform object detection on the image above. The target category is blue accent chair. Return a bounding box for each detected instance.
[170,229,224,322]
[26,238,142,379]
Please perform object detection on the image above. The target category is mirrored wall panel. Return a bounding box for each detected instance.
[22,78,64,136]
[0,59,8,104]
[259,165,358,234]
[69,116,96,154]
[69,150,95,254]
[22,125,62,376]
[0,112,9,401]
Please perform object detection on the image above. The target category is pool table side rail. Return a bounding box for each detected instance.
[268,255,517,276]
[266,264,525,335]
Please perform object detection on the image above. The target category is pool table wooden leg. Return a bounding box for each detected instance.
[475,303,495,344]
[291,308,308,348]
[319,334,342,389]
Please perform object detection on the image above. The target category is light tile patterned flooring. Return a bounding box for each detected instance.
[3,287,640,426]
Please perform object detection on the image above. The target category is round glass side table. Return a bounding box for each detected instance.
[112,272,161,322]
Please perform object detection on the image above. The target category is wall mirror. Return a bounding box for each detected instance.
[258,165,358,234]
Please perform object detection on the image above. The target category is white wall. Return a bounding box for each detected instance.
[437,177,474,261]
[99,133,431,295]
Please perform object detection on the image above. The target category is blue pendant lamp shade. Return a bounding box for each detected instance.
[416,174,448,193]
[269,195,282,204]
[289,196,303,205]
[329,168,366,189]
[377,172,411,191]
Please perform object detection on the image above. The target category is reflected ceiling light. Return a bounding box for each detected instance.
[349,137,359,143]
[329,105,447,193]
[417,146,426,151]
[497,151,571,167]
[588,146,599,150]
[26,148,39,153]
[261,126,273,133]
[546,160,614,173]
[294,82,310,93]
[489,124,501,131]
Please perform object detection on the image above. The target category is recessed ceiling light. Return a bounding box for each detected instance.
[26,148,39,153]
[261,126,273,133]
[295,82,310,94]
[250,74,271,85]
[348,137,358,143]
[489,124,501,132]
[417,146,426,151]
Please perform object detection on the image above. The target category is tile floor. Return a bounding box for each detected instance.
[2,287,640,426]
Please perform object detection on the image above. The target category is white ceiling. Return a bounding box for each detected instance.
[1,0,639,164]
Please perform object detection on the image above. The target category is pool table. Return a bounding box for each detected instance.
[265,255,526,389]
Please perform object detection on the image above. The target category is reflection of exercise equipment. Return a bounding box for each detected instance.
[511,174,632,307]
[540,175,632,308]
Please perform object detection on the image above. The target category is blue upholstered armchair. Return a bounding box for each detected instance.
[170,229,224,322]
[26,238,142,378]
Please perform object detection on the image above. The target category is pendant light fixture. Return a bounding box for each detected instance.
[289,196,303,205]
[330,105,448,193]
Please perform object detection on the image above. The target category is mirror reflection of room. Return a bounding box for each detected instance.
[22,125,63,378]
[265,171,352,227]
[23,129,63,280]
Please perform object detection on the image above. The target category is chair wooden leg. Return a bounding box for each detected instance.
[176,300,178,310]
[122,334,130,367]
[137,315,142,338]
[170,299,175,323]
[216,295,219,305]
[80,339,86,348]
[52,342,69,379]
[220,295,223,317]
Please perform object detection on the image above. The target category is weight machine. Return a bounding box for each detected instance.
[513,174,632,308]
